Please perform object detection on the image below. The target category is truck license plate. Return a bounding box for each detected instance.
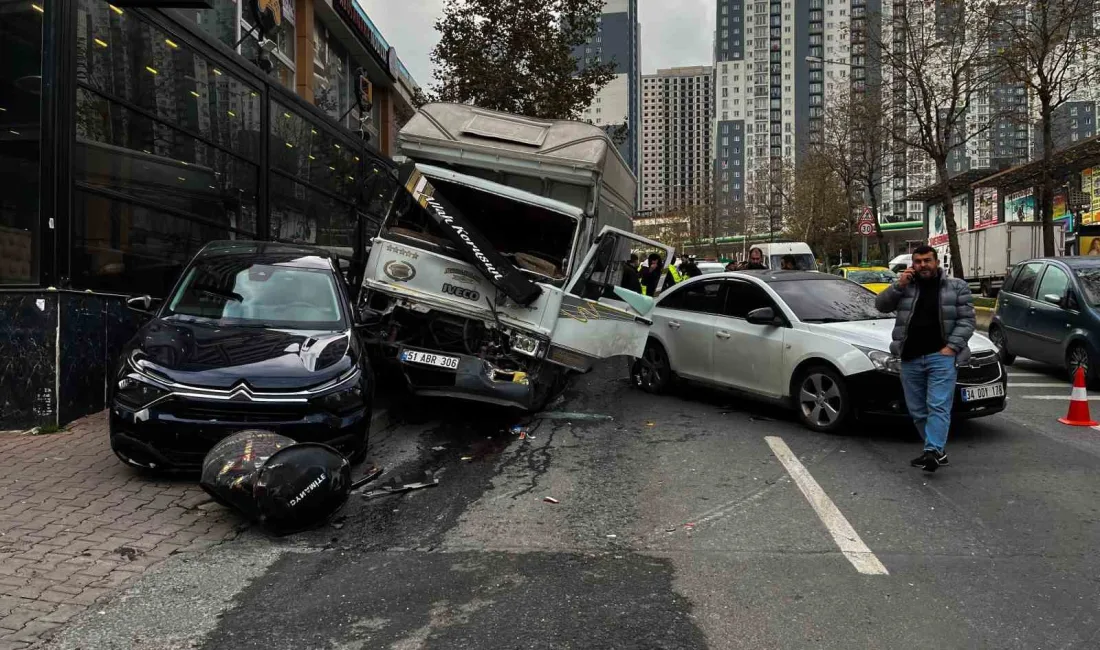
[401,350,460,370]
[961,383,1004,402]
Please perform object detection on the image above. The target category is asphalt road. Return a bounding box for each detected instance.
[47,360,1100,650]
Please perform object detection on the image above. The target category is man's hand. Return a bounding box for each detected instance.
[897,267,916,288]
[940,346,956,356]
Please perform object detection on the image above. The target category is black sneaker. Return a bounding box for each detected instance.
[910,451,948,472]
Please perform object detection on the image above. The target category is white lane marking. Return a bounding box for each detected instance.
[1019,395,1100,401]
[1008,371,1057,378]
[764,436,888,576]
[1008,382,1069,388]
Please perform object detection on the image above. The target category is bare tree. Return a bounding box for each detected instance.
[871,0,1004,278]
[990,0,1099,256]
[783,150,851,263]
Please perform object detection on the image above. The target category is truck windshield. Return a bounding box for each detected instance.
[384,177,578,283]
[1073,266,1100,306]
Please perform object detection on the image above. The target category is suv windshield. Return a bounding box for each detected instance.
[848,269,897,284]
[165,261,346,329]
[771,278,889,322]
[1074,266,1100,306]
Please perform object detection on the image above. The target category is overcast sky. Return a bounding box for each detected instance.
[359,0,714,88]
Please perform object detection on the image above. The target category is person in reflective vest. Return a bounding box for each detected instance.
[664,254,685,287]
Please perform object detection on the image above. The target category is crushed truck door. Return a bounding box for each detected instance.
[546,227,674,370]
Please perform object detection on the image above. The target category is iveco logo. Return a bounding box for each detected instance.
[442,283,480,301]
[383,260,416,282]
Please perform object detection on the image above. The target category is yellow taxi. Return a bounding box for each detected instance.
[834,265,897,294]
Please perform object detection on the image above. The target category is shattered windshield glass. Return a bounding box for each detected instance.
[383,177,578,283]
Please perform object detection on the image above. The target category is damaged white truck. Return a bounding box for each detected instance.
[357,103,673,410]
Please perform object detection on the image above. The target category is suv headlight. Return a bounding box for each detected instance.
[115,376,169,410]
[319,385,364,414]
[855,346,901,375]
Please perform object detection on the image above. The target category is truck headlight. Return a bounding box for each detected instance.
[855,346,901,375]
[509,332,542,358]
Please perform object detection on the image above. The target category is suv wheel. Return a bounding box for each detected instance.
[794,366,851,433]
[989,325,1015,365]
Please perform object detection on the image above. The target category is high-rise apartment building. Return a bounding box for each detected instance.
[574,0,641,177]
[713,0,878,235]
[640,67,714,213]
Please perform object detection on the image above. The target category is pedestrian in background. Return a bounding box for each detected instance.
[621,253,642,293]
[640,253,663,296]
[740,247,766,270]
[875,245,975,472]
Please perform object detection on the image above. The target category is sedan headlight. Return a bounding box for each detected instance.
[115,376,169,410]
[855,346,901,375]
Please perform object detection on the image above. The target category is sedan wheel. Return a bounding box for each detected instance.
[796,367,851,433]
[632,341,672,394]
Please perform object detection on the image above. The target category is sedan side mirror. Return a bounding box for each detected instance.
[1042,293,1064,307]
[126,295,158,315]
[746,306,782,326]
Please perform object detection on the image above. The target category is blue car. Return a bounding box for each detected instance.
[990,257,1100,383]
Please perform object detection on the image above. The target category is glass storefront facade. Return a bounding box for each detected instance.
[0,0,45,285]
[0,0,400,430]
[5,0,395,299]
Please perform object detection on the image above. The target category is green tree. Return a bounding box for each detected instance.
[430,0,617,119]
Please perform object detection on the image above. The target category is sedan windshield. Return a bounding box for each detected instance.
[848,270,897,284]
[1073,266,1100,306]
[165,262,346,329]
[770,278,890,322]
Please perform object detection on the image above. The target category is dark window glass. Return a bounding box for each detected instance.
[75,88,258,233]
[0,1,44,284]
[270,177,356,251]
[71,191,247,296]
[76,0,262,159]
[659,280,727,314]
[724,280,774,318]
[1010,262,1043,298]
[770,278,885,322]
[270,101,359,198]
[1036,265,1069,301]
[171,0,240,50]
[1073,266,1100,306]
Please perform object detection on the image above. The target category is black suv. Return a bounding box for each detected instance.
[109,242,373,472]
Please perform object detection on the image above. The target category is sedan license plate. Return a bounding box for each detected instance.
[961,383,1004,402]
[400,350,460,371]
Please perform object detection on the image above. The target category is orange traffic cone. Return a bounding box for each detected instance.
[1059,367,1098,426]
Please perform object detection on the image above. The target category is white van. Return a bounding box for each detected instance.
[749,242,817,271]
[888,254,912,273]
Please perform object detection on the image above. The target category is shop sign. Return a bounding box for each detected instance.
[250,0,282,33]
[928,194,969,247]
[1082,168,1100,225]
[333,0,390,70]
[973,187,999,230]
[1005,189,1035,223]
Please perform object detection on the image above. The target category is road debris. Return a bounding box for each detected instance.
[431,445,447,451]
[461,456,474,461]
[362,475,441,500]
[645,422,656,427]
[538,412,614,422]
[543,496,560,504]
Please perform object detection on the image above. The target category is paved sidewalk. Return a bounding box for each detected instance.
[0,413,240,650]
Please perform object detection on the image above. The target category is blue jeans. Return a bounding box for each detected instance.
[900,352,958,453]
